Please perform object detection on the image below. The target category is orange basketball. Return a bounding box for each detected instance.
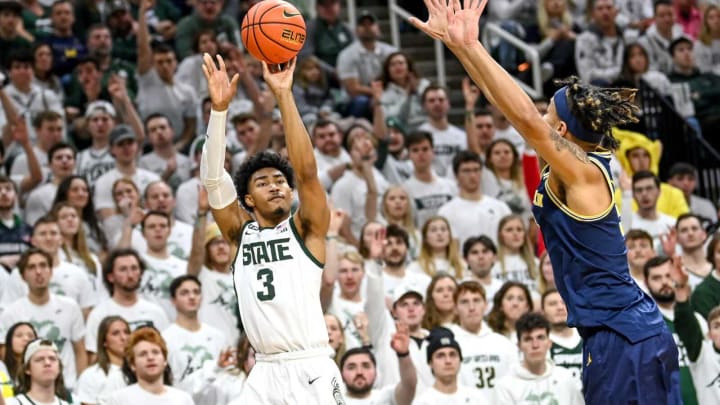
[241,0,306,65]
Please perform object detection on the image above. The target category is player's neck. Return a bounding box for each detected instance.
[176,312,201,331]
[28,288,50,305]
[27,383,56,403]
[433,376,458,394]
[138,376,167,395]
[255,212,289,229]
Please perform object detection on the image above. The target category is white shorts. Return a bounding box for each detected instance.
[240,349,346,404]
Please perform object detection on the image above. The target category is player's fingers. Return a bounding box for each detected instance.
[230,73,241,91]
[217,54,227,73]
[201,64,210,81]
[203,53,215,72]
[451,0,461,13]
[287,57,297,71]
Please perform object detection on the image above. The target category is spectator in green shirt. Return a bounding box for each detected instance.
[0,0,32,68]
[691,234,720,320]
[174,0,241,59]
[298,0,353,86]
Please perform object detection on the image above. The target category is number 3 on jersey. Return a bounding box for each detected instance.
[256,268,276,301]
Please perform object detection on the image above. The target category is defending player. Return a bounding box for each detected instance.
[410,1,679,403]
[200,54,344,404]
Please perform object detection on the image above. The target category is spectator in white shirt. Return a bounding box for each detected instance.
[24,142,77,226]
[10,110,64,182]
[413,327,488,404]
[487,281,534,342]
[103,327,193,405]
[139,114,192,191]
[76,316,130,405]
[312,120,351,191]
[495,312,584,404]
[381,187,421,259]
[629,171,676,249]
[674,214,712,288]
[625,229,656,291]
[407,217,465,280]
[6,339,75,405]
[462,236,503,314]
[1,322,37,391]
[417,86,467,178]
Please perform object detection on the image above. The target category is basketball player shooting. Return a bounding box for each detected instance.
[200,54,345,404]
[410,1,680,403]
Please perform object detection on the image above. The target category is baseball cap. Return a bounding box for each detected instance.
[426,327,462,363]
[110,124,136,145]
[392,283,424,306]
[0,0,22,14]
[23,339,60,365]
[204,222,223,246]
[357,10,378,24]
[85,100,117,119]
[108,0,130,13]
[386,117,408,136]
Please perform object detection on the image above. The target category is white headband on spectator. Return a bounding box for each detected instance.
[24,339,59,365]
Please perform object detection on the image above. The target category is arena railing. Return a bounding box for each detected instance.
[480,22,543,100]
[387,0,447,87]
[638,79,720,205]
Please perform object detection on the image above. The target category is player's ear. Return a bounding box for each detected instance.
[244,194,255,209]
[555,121,569,138]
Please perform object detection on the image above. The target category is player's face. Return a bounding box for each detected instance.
[382,236,408,267]
[519,328,552,367]
[645,263,676,304]
[172,280,202,314]
[145,182,175,214]
[57,206,80,236]
[142,214,171,250]
[408,139,434,170]
[632,178,660,210]
[500,218,525,252]
[489,142,514,171]
[425,219,451,251]
[324,315,344,351]
[313,124,341,156]
[677,217,706,251]
[431,277,457,313]
[109,255,143,293]
[131,341,167,383]
[392,296,425,328]
[104,320,130,358]
[542,292,568,326]
[502,286,530,323]
[31,223,62,255]
[207,237,231,266]
[341,353,376,396]
[430,347,461,380]
[455,291,486,331]
[27,348,61,385]
[708,317,720,349]
[383,188,409,220]
[337,259,364,298]
[67,178,90,209]
[11,325,37,356]
[626,237,655,269]
[246,167,293,219]
[627,148,651,172]
[465,242,495,277]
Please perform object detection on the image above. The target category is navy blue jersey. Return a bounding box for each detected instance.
[532,151,665,343]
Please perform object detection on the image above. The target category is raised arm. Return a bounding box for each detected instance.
[137,0,154,75]
[187,186,209,277]
[200,54,252,246]
[391,322,417,405]
[410,0,598,185]
[262,59,330,261]
[108,73,145,147]
[671,256,704,362]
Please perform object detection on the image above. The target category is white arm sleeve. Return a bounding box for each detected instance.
[200,110,238,209]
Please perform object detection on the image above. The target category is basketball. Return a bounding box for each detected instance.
[241,0,306,65]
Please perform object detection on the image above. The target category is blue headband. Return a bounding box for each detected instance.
[552,86,604,144]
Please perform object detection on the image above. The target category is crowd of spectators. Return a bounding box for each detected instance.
[0,0,719,404]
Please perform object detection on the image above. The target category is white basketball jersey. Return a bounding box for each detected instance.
[234,216,329,354]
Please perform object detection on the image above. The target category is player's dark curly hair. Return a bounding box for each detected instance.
[234,151,295,211]
[555,76,640,150]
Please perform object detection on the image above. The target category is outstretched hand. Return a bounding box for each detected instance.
[391,321,410,355]
[262,58,297,95]
[202,53,240,111]
[409,0,488,49]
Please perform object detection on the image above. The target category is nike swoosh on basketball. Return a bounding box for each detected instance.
[283,10,300,18]
[308,376,320,385]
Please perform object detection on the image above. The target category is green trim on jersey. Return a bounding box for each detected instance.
[290,216,325,268]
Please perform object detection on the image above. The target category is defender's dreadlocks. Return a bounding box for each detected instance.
[555,76,639,150]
